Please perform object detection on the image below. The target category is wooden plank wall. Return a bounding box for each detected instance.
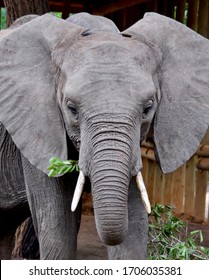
[141,129,209,223]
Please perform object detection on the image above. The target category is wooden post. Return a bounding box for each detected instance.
[198,0,209,37]
[172,165,186,214]
[201,128,209,146]
[185,157,196,218]
[207,191,209,223]
[176,0,186,23]
[195,128,209,222]
[115,9,127,30]
[142,157,149,186]
[167,0,176,18]
[195,170,208,222]
[162,0,169,15]
[163,172,174,205]
[120,8,127,30]
[61,0,71,19]
[187,0,199,31]
[147,160,155,205]
[153,164,164,204]
[147,0,158,12]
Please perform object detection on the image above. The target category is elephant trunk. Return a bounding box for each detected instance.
[71,111,151,245]
[89,122,134,245]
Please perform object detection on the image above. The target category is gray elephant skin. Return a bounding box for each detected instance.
[0,12,209,260]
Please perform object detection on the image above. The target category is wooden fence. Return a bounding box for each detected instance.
[159,0,209,39]
[141,129,209,223]
[95,0,209,39]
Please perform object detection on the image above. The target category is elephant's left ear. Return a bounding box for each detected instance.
[123,13,209,173]
[0,14,84,175]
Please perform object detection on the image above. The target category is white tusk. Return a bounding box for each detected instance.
[71,170,85,212]
[136,172,151,214]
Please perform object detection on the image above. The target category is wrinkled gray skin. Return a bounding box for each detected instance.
[0,12,209,259]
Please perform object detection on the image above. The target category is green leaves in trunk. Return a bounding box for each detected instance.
[48,157,79,177]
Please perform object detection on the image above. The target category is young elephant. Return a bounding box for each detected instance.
[0,12,208,260]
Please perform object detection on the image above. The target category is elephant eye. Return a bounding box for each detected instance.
[142,99,154,119]
[69,105,78,118]
[66,100,78,119]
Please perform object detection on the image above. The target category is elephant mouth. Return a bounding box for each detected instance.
[71,170,151,214]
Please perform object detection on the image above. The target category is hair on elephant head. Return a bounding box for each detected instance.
[0,12,209,250]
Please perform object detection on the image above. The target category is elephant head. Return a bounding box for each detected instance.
[0,13,209,246]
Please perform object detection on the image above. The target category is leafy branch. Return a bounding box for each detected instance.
[148,204,209,260]
[48,157,79,177]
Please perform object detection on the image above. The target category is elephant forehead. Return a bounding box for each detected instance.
[60,34,157,103]
[63,33,155,71]
[65,64,153,90]
[63,64,156,108]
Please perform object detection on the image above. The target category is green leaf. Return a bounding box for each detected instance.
[190,230,204,243]
[48,157,79,177]
[190,230,201,235]
[62,160,71,165]
[59,166,70,175]
[49,157,64,166]
[48,165,55,170]
[48,169,58,177]
[187,237,197,249]
[65,166,75,173]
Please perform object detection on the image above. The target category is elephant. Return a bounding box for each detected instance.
[0,12,209,260]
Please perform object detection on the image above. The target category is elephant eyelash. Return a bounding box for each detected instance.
[69,105,78,117]
[65,99,79,119]
[142,98,154,119]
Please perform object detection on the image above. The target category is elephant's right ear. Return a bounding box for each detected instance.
[0,14,83,175]
[124,13,209,174]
